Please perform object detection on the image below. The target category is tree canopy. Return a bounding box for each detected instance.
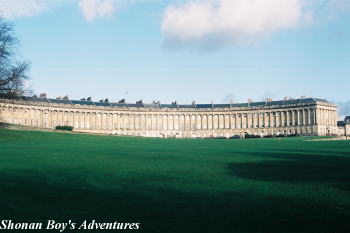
[0,18,30,99]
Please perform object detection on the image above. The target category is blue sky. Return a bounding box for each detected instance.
[1,0,349,114]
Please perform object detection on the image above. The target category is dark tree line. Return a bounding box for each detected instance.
[0,18,30,99]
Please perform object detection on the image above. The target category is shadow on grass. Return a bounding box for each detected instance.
[263,148,350,159]
[0,170,350,233]
[333,184,350,191]
[227,152,350,183]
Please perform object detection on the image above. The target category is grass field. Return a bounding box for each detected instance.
[0,128,350,233]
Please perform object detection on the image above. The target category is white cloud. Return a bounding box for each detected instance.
[162,0,307,47]
[78,0,129,21]
[0,0,48,19]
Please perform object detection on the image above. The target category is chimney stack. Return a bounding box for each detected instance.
[39,93,47,98]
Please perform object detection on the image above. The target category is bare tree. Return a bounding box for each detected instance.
[0,18,30,99]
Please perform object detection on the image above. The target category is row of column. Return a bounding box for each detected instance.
[317,108,337,127]
[1,105,335,131]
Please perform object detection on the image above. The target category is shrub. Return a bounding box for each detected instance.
[245,134,261,139]
[213,136,227,139]
[55,126,73,131]
[287,133,299,137]
[0,122,11,128]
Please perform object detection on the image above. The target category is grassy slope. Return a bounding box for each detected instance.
[0,129,350,233]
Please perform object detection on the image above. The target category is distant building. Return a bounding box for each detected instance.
[0,96,341,138]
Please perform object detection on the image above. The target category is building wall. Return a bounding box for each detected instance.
[346,124,350,136]
[0,99,339,138]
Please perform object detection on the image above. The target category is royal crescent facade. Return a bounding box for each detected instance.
[0,96,339,138]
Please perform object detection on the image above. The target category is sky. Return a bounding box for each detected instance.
[0,0,349,116]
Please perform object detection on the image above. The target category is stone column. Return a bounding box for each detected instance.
[168,114,172,131]
[239,114,243,129]
[191,115,195,131]
[289,111,293,131]
[139,114,143,130]
[291,110,299,126]
[232,114,236,129]
[301,109,306,126]
[258,113,262,128]
[219,114,222,130]
[334,110,337,126]
[151,114,155,131]
[110,113,114,130]
[196,115,201,130]
[135,114,138,130]
[200,115,204,130]
[109,113,112,129]
[79,112,82,129]
[206,115,211,129]
[264,113,268,128]
[173,114,177,130]
[95,112,99,129]
[223,114,226,129]
[296,110,300,126]
[161,115,165,131]
[86,112,89,129]
[270,112,274,128]
[246,114,250,129]
[83,112,86,129]
[100,113,104,129]
[159,114,164,130]
[91,112,94,129]
[212,115,216,129]
[139,114,143,131]
[180,114,186,133]
[119,113,122,130]
[76,111,79,129]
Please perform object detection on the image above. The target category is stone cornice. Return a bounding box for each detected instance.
[0,98,336,113]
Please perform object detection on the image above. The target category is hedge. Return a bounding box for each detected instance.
[55,126,73,131]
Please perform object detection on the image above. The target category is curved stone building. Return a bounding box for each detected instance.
[0,96,339,138]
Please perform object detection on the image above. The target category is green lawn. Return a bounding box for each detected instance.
[0,128,350,233]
